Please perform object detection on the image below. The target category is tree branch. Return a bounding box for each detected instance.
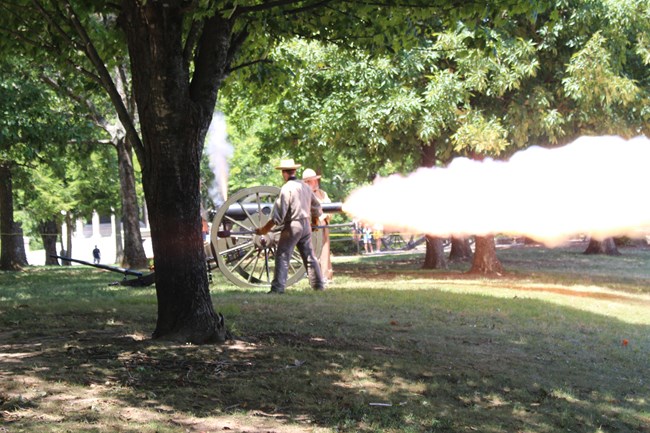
[39,72,107,128]
[227,0,335,18]
[183,18,203,72]
[0,21,104,85]
[227,57,271,74]
[31,0,83,51]
[225,25,250,71]
[61,0,144,159]
[189,12,232,114]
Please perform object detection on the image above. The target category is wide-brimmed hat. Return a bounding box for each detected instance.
[302,168,321,180]
[275,158,301,170]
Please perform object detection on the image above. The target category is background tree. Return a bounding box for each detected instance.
[0,56,94,270]
[501,0,650,255]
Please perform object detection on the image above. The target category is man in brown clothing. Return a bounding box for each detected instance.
[256,159,326,293]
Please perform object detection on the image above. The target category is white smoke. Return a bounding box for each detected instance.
[343,135,650,246]
[205,112,234,206]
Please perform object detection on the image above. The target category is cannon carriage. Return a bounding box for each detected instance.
[208,185,343,288]
[207,185,427,289]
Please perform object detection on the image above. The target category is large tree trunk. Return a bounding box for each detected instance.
[449,236,473,262]
[584,237,620,255]
[116,136,148,268]
[14,222,28,266]
[115,212,124,264]
[468,235,504,275]
[0,163,27,270]
[419,141,449,268]
[39,219,60,265]
[422,235,447,269]
[120,2,229,343]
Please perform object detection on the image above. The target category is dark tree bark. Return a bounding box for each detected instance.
[39,219,60,265]
[449,236,473,262]
[119,2,229,343]
[115,212,124,264]
[468,235,504,275]
[61,213,73,266]
[0,163,28,270]
[584,237,621,256]
[419,140,450,268]
[422,235,447,269]
[13,222,28,266]
[116,136,148,268]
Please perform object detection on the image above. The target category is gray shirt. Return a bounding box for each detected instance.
[272,179,322,225]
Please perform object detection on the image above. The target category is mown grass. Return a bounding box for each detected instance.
[1,242,650,433]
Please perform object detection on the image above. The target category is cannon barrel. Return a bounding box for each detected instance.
[321,202,343,214]
[51,255,143,276]
[221,201,343,220]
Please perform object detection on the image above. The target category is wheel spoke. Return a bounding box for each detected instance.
[227,244,257,272]
[219,240,254,257]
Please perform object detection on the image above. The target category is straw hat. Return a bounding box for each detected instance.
[301,168,321,180]
[275,158,301,170]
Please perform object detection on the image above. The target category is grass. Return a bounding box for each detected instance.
[1,242,650,432]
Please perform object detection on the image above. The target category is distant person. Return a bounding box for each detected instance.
[201,217,210,241]
[352,219,363,254]
[92,245,101,264]
[362,224,374,254]
[373,224,383,252]
[256,159,326,293]
[302,168,333,282]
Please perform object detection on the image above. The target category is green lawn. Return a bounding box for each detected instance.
[1,243,649,432]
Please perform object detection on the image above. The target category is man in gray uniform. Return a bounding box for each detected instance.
[256,158,326,293]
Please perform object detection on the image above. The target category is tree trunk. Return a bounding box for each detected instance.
[120,2,229,343]
[468,235,504,275]
[13,222,28,266]
[0,163,27,270]
[39,219,60,265]
[420,140,444,268]
[61,213,73,265]
[422,235,447,269]
[584,237,621,256]
[116,136,148,268]
[115,212,124,264]
[449,236,473,262]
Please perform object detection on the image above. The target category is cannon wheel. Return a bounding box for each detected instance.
[210,185,323,289]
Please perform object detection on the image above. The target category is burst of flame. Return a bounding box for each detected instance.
[343,135,650,246]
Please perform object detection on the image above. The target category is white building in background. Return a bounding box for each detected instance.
[26,210,153,266]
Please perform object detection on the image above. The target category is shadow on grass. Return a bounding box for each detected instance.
[2,274,650,432]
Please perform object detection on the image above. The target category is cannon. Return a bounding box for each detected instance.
[209,185,344,288]
[50,255,156,286]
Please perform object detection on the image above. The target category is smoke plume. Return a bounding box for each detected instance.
[205,112,234,206]
[343,135,650,246]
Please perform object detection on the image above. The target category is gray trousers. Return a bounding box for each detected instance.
[271,218,324,292]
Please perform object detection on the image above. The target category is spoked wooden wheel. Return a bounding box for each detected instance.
[210,185,323,289]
